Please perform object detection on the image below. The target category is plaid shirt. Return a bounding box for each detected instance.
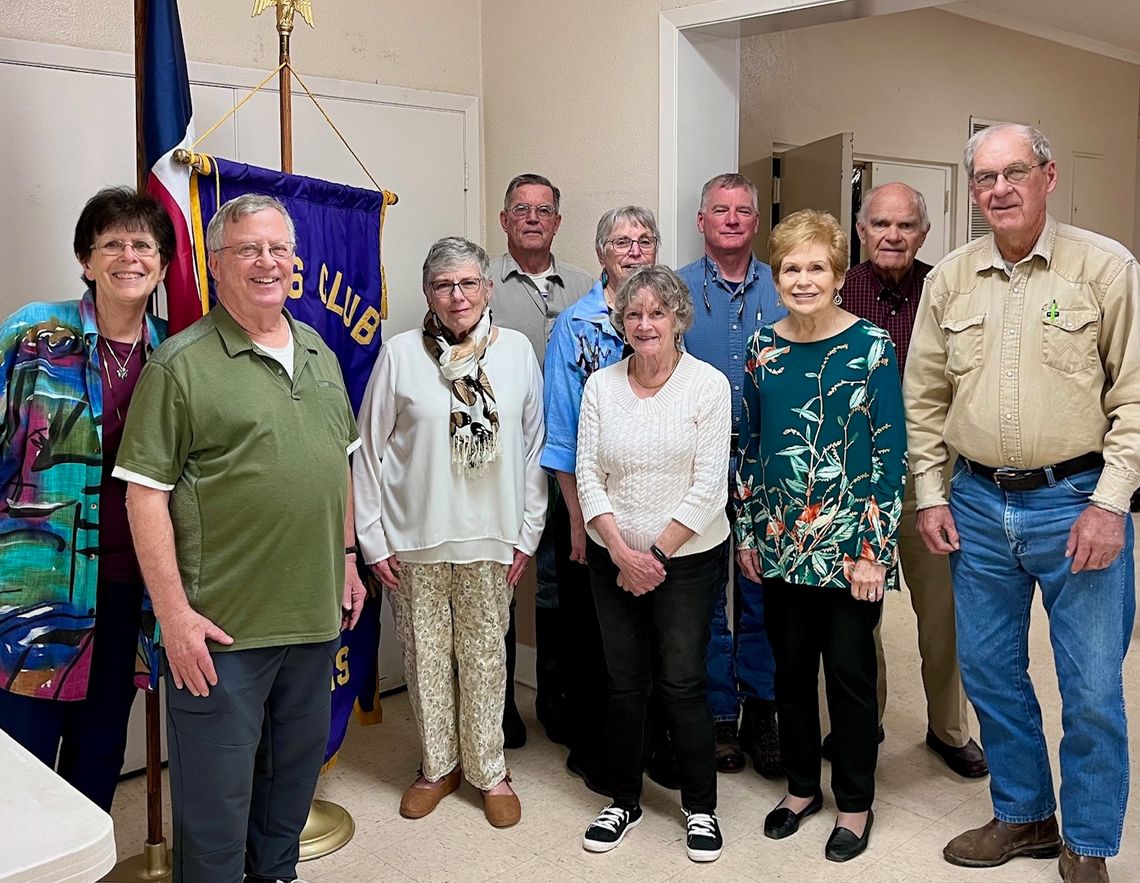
[842,259,932,378]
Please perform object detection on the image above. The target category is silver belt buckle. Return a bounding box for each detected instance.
[992,467,1021,488]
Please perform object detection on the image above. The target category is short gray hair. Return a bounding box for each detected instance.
[595,206,661,256]
[206,193,295,252]
[700,173,759,212]
[856,183,930,231]
[963,123,1053,178]
[611,265,694,343]
[421,237,491,290]
[503,173,560,212]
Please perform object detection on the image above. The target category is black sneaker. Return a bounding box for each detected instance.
[684,809,723,862]
[582,804,643,853]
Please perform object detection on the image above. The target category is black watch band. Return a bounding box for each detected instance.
[650,544,670,569]
[345,546,358,556]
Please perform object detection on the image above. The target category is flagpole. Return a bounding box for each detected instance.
[277,5,293,173]
[105,2,174,880]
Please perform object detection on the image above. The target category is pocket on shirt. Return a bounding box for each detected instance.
[1041,308,1098,375]
[940,313,985,376]
[316,379,352,448]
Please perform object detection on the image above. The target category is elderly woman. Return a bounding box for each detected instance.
[353,237,546,828]
[735,210,906,862]
[0,187,172,810]
[576,265,731,863]
[541,206,659,795]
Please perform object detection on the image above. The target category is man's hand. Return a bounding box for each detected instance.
[917,505,960,554]
[370,557,401,590]
[568,518,587,565]
[736,547,761,582]
[1066,505,1126,573]
[506,549,532,588]
[341,557,367,630]
[161,608,233,697]
[849,558,887,602]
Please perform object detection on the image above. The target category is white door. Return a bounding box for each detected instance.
[867,160,952,266]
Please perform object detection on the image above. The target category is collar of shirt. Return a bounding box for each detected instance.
[213,304,318,358]
[977,214,1057,276]
[705,253,761,296]
[567,280,619,336]
[79,286,164,353]
[500,251,562,283]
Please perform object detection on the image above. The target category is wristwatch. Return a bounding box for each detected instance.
[650,544,670,570]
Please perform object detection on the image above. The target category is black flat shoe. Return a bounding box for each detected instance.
[763,792,824,839]
[825,809,874,862]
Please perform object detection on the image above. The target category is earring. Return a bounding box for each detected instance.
[833,291,843,305]
[777,294,786,308]
[600,269,609,289]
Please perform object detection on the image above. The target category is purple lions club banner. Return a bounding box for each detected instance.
[192,156,390,764]
[192,155,388,411]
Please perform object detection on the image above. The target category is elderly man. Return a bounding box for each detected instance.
[905,124,1138,883]
[841,182,987,779]
[492,174,594,747]
[115,194,366,883]
[678,173,784,777]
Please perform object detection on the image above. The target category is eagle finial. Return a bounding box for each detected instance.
[252,0,314,32]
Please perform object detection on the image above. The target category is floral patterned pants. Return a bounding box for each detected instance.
[386,560,512,790]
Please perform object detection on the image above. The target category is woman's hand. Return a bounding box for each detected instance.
[736,547,761,582]
[370,557,401,590]
[849,558,886,602]
[506,549,532,588]
[615,548,665,594]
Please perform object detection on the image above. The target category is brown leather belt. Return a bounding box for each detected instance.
[963,452,1103,492]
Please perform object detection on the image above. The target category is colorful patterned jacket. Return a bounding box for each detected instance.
[0,291,165,700]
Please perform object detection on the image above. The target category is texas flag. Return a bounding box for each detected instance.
[142,0,203,334]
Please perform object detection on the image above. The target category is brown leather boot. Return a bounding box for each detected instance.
[943,816,1062,867]
[1059,845,1110,882]
[399,767,462,819]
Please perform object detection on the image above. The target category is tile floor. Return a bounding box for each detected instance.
[109,554,1140,882]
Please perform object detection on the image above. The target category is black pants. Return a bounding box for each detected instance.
[587,539,723,813]
[765,577,881,812]
[166,639,338,883]
[556,502,610,773]
[0,577,143,812]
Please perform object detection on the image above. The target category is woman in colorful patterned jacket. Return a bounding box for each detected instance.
[735,209,906,863]
[0,187,173,810]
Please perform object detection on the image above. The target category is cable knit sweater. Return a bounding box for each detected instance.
[576,352,731,557]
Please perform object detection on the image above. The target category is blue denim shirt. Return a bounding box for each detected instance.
[540,281,624,474]
[678,255,784,436]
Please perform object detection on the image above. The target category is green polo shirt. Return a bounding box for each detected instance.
[116,306,358,651]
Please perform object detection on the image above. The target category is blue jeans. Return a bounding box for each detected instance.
[949,463,1134,856]
[706,470,777,720]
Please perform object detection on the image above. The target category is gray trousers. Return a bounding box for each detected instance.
[165,638,338,883]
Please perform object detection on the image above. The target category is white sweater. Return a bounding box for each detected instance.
[353,327,548,565]
[576,353,731,557]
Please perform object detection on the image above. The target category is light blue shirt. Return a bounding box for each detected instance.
[678,254,784,434]
[540,281,624,474]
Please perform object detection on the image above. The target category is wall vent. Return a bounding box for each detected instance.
[966,117,1003,241]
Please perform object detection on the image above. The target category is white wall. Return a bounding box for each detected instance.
[739,8,1140,250]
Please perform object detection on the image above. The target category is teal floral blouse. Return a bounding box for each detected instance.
[734,319,907,590]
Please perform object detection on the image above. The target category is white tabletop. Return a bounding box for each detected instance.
[0,729,116,882]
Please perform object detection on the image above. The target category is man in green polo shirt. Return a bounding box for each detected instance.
[115,194,366,883]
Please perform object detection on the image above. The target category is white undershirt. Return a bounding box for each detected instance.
[255,330,295,379]
[524,266,555,300]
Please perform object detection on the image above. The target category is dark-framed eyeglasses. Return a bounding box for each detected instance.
[605,235,658,254]
[215,241,296,260]
[429,277,484,298]
[508,203,557,219]
[91,238,158,258]
[970,161,1047,191]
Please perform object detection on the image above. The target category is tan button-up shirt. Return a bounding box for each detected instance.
[904,215,1140,513]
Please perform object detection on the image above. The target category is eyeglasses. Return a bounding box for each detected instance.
[214,242,296,259]
[508,203,557,219]
[971,161,1047,191]
[91,238,158,258]
[605,236,658,254]
[429,278,484,297]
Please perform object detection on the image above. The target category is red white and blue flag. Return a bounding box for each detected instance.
[142,0,202,334]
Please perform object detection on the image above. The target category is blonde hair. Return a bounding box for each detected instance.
[768,209,849,281]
